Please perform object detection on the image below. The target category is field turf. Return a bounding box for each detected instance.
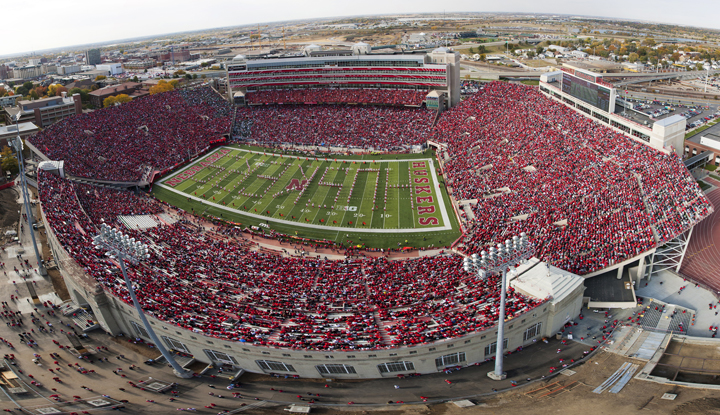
[152,145,462,249]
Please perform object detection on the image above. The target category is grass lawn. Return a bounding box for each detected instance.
[697,180,711,191]
[522,60,553,68]
[152,144,461,249]
[685,119,720,139]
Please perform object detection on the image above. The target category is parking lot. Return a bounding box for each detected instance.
[617,95,720,132]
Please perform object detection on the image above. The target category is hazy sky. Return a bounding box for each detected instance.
[3,0,720,56]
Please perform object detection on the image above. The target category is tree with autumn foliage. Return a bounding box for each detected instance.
[114,94,131,104]
[33,86,47,97]
[47,84,68,97]
[103,94,132,108]
[0,146,18,175]
[149,80,178,95]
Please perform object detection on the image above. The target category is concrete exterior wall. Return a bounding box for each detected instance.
[653,117,687,153]
[545,283,586,336]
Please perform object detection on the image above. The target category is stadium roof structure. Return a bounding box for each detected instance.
[511,258,585,305]
[654,114,686,128]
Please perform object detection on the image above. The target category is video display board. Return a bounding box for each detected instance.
[561,73,610,112]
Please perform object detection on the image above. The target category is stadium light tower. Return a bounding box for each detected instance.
[463,233,534,381]
[13,113,47,277]
[93,224,192,378]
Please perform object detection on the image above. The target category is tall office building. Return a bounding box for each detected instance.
[85,49,101,65]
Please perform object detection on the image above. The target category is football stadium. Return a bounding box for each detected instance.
[26,47,712,379]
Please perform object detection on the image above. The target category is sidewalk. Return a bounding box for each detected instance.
[635,269,718,337]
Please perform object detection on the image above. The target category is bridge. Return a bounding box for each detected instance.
[607,70,719,87]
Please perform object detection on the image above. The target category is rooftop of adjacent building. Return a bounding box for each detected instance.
[88,82,142,97]
[0,121,38,136]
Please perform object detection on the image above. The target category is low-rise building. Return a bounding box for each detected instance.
[700,133,720,151]
[158,48,192,63]
[65,79,94,90]
[11,65,43,80]
[3,93,82,127]
[88,82,145,108]
[0,95,19,108]
[0,122,39,146]
[58,65,81,75]
[122,60,156,70]
[96,63,123,76]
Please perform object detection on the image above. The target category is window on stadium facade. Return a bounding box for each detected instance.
[631,129,650,142]
[435,352,466,368]
[162,336,191,354]
[377,361,415,374]
[611,120,631,133]
[592,112,609,124]
[523,323,542,341]
[315,364,357,375]
[203,349,238,365]
[256,360,296,372]
[131,321,149,339]
[484,338,509,357]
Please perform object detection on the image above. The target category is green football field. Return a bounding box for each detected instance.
[152,145,461,248]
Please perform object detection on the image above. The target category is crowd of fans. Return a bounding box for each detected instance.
[234,104,435,150]
[434,82,712,274]
[34,81,714,351]
[29,86,233,182]
[38,171,542,350]
[245,88,428,106]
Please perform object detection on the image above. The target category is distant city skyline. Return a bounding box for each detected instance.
[3,0,720,57]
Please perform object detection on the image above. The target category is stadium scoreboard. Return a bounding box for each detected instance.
[561,70,616,114]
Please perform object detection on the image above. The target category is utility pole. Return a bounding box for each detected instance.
[705,65,711,110]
